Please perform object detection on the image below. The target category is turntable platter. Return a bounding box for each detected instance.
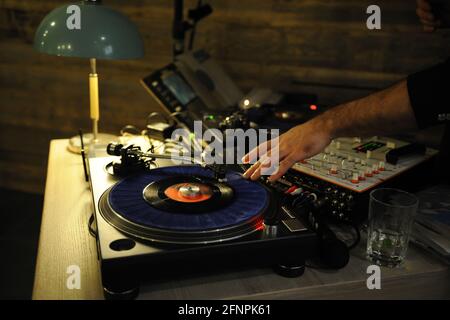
[99,165,270,244]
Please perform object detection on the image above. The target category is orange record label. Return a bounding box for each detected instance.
[164,183,213,203]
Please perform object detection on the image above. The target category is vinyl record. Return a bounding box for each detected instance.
[99,165,270,244]
[142,175,234,213]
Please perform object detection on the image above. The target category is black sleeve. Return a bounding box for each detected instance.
[407,57,450,129]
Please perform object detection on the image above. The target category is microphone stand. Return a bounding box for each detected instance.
[172,0,212,60]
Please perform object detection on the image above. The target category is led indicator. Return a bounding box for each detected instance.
[309,104,318,111]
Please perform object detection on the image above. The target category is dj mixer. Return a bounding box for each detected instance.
[291,136,436,193]
[271,136,438,223]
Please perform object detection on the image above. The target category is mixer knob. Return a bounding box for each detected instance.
[339,172,348,180]
[353,137,362,143]
[310,159,321,168]
[336,141,341,149]
[339,191,347,199]
[354,158,361,164]
[338,212,345,219]
[330,164,338,174]
[346,194,354,202]
[365,167,373,177]
[351,172,359,184]
[331,199,339,207]
[359,170,366,181]
[378,161,385,171]
[372,164,379,174]
[339,202,346,210]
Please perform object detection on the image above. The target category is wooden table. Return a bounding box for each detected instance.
[33,139,450,300]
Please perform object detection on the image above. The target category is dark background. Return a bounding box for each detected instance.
[1,0,450,299]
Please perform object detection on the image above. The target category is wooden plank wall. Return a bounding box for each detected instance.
[1,0,450,194]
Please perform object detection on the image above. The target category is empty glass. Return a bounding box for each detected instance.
[367,188,419,267]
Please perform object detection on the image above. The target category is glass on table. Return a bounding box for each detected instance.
[366,188,419,267]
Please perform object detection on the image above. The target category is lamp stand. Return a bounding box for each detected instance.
[68,58,116,154]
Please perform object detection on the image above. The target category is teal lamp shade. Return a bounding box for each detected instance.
[34,1,144,59]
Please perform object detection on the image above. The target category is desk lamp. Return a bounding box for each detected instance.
[34,0,144,153]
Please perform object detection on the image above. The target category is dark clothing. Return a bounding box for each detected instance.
[407,57,450,129]
[407,58,450,183]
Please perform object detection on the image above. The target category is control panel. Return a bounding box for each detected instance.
[266,136,439,223]
[291,136,438,193]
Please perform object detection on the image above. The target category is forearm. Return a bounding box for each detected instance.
[314,80,418,139]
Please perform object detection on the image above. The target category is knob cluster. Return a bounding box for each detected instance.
[323,187,355,220]
[295,137,391,185]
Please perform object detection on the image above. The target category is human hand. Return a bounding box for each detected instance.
[242,119,332,182]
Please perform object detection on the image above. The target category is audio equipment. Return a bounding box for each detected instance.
[269,136,438,223]
[87,143,318,299]
[140,49,243,134]
[140,49,323,135]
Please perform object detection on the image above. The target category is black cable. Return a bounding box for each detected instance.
[88,214,97,238]
[292,194,309,208]
[173,0,186,58]
[346,222,361,250]
[79,129,89,182]
[188,0,202,50]
[333,220,361,250]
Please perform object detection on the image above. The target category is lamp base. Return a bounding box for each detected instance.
[68,133,117,154]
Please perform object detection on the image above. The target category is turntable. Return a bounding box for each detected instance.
[87,147,318,299]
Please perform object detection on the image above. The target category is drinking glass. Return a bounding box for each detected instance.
[367,188,419,267]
